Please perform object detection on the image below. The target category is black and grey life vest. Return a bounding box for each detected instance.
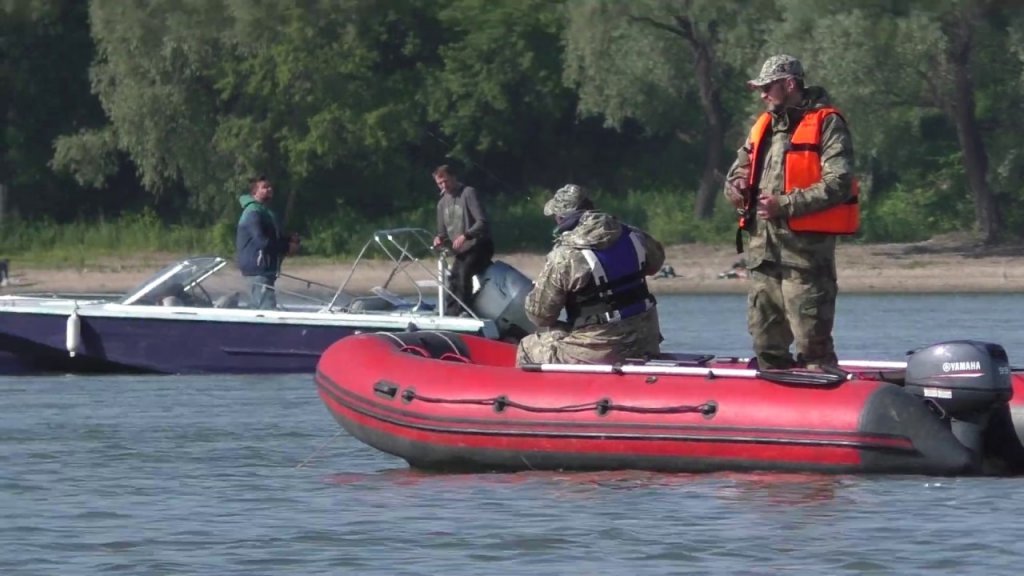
[565,226,656,328]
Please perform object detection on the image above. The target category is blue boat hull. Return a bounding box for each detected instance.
[0,312,370,374]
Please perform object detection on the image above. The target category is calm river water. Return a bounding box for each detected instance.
[2,293,1024,575]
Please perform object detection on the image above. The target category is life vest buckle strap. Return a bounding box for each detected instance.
[571,296,655,329]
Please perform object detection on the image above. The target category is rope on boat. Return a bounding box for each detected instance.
[397,389,717,417]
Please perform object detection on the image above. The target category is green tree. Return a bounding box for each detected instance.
[426,0,575,190]
[768,0,1021,243]
[427,0,690,201]
[1,0,106,220]
[54,0,445,227]
[210,0,442,223]
[563,0,776,219]
[53,0,231,216]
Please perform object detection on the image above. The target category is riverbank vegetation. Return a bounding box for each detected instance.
[2,0,1022,262]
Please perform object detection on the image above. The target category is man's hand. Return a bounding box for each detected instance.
[726,178,748,209]
[287,233,301,256]
[452,234,467,251]
[432,235,444,248]
[756,193,782,219]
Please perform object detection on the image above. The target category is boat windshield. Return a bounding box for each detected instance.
[119,257,227,305]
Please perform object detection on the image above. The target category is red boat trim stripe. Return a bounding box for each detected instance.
[316,372,915,452]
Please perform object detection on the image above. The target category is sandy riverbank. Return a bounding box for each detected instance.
[3,234,1023,296]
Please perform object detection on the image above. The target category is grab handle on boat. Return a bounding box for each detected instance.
[519,362,851,387]
[373,381,399,399]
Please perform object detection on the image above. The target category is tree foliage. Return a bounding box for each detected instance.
[3,0,1023,247]
[563,0,778,218]
[1,0,108,219]
[768,0,1022,241]
[428,0,570,160]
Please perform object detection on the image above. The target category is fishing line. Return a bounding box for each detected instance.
[295,429,344,469]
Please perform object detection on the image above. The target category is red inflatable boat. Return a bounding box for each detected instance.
[315,331,1024,476]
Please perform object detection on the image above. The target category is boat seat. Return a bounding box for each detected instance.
[626,353,716,367]
[213,292,241,309]
[438,351,471,363]
[397,344,469,363]
[398,344,432,357]
[349,296,396,312]
[371,286,412,308]
[378,330,472,362]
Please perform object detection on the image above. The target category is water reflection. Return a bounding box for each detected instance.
[713,472,840,507]
[323,466,841,507]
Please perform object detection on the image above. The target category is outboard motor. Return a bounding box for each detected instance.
[470,260,536,341]
[904,340,1012,456]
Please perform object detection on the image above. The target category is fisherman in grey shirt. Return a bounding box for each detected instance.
[431,164,494,315]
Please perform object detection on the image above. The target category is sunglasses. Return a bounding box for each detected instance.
[759,79,785,94]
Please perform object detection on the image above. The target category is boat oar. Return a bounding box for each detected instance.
[838,360,906,369]
[520,362,851,387]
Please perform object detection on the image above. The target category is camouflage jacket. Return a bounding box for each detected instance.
[724,86,856,275]
[523,211,665,362]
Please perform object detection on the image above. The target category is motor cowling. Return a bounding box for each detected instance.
[905,340,1012,414]
[470,260,536,341]
[904,340,1013,455]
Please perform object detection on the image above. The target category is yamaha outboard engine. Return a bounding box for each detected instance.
[904,340,1012,456]
[471,260,536,341]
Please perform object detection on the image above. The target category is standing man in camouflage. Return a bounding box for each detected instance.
[431,164,494,316]
[516,184,665,366]
[724,55,859,370]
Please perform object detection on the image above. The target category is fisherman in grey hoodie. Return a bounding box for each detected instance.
[431,165,494,316]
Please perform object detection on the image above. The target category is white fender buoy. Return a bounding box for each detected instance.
[66,310,81,358]
[437,253,448,317]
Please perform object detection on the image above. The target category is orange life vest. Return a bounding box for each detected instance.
[743,107,859,234]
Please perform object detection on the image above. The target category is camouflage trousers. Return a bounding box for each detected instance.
[515,309,662,366]
[747,261,838,370]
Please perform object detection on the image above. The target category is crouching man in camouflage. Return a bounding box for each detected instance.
[515,184,665,366]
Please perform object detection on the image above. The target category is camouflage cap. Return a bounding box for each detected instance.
[747,54,804,88]
[543,184,588,216]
